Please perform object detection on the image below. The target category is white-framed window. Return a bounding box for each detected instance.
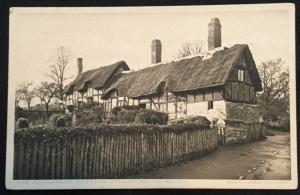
[118,100,124,107]
[87,88,93,96]
[128,98,133,105]
[73,91,77,100]
[238,69,245,82]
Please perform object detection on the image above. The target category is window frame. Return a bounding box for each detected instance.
[208,100,214,110]
[237,69,245,82]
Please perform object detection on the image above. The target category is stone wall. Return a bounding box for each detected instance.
[225,102,260,122]
[220,121,265,145]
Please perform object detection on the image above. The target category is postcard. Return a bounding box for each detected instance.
[6,3,297,189]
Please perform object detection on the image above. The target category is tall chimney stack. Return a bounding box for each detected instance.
[151,39,162,64]
[77,58,83,75]
[208,18,221,50]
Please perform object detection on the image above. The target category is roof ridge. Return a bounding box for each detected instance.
[134,44,245,72]
[78,60,126,75]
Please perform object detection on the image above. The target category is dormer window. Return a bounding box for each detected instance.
[238,69,245,82]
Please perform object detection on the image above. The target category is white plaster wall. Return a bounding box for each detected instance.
[177,101,186,119]
[186,100,226,121]
[111,98,117,108]
[168,102,176,113]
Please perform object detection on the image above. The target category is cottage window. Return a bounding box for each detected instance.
[119,100,124,107]
[133,99,139,105]
[128,98,133,105]
[208,100,213,110]
[90,88,93,96]
[238,69,245,82]
[187,94,195,103]
[139,103,146,109]
[73,91,77,100]
[106,102,111,111]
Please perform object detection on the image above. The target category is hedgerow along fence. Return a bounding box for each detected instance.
[14,124,218,179]
[15,109,65,124]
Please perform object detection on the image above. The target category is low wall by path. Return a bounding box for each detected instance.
[220,121,265,145]
[14,124,218,179]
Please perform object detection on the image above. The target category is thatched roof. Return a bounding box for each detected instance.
[102,44,262,98]
[64,60,130,94]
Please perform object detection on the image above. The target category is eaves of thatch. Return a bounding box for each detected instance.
[63,60,130,94]
[102,44,262,99]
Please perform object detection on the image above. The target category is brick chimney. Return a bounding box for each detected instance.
[208,18,221,50]
[151,39,162,64]
[77,58,83,75]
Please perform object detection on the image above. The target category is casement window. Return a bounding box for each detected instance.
[87,88,93,96]
[187,94,195,103]
[238,69,245,82]
[73,91,77,100]
[106,102,111,111]
[118,100,124,107]
[208,100,213,110]
[139,103,146,109]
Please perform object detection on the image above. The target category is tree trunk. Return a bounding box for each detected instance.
[45,104,49,120]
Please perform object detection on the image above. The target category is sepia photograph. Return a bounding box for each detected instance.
[6,4,297,189]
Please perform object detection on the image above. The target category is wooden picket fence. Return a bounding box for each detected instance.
[14,124,218,179]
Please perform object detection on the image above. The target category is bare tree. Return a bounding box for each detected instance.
[15,88,22,108]
[34,82,58,116]
[47,46,72,102]
[18,81,35,110]
[175,40,204,59]
[257,58,289,118]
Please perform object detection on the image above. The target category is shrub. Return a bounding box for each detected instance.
[76,104,104,127]
[56,117,66,127]
[49,114,62,125]
[117,109,139,123]
[64,113,73,121]
[16,118,29,129]
[168,116,211,127]
[112,105,141,116]
[111,106,122,116]
[66,105,74,113]
[134,109,168,125]
[168,117,185,125]
[186,116,211,126]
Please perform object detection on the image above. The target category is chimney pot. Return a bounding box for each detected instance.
[151,39,162,64]
[77,58,83,75]
[208,18,222,50]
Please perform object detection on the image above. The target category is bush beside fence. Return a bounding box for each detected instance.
[14,124,218,179]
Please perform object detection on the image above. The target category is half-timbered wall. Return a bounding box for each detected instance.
[65,88,104,110]
[185,89,226,120]
[224,81,256,104]
[225,64,257,104]
[103,91,183,119]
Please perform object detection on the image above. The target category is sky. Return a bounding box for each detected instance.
[9,4,294,90]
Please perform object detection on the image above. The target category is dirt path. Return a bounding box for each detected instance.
[129,130,291,179]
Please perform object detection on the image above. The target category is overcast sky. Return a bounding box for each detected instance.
[9,4,294,88]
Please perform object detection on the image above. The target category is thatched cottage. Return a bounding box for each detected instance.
[64,18,262,123]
